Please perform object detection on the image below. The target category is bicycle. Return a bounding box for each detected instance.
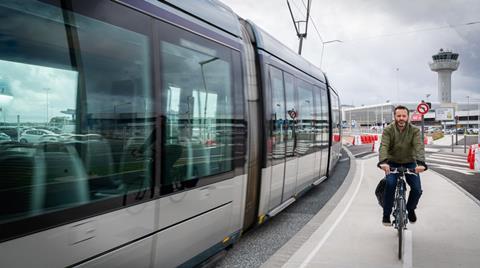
[389,167,418,260]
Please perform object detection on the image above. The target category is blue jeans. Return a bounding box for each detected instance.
[383,162,423,217]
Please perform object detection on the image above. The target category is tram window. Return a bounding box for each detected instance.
[159,27,236,194]
[284,73,296,158]
[296,80,315,155]
[331,92,341,142]
[320,88,330,145]
[269,67,286,163]
[0,0,153,227]
[313,86,323,148]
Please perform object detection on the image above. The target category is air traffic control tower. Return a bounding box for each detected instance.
[429,49,459,103]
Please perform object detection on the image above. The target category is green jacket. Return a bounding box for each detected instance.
[378,122,427,168]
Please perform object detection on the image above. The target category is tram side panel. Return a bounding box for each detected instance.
[328,89,342,173]
[0,1,247,267]
[320,86,331,177]
[244,21,332,221]
[239,20,263,231]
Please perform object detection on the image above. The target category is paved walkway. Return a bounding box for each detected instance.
[264,152,480,268]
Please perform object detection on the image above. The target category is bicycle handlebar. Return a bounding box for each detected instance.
[389,167,417,175]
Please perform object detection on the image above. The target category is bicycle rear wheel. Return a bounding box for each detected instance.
[397,198,406,260]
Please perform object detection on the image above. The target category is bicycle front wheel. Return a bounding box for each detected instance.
[397,198,406,260]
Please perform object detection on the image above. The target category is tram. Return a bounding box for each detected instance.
[0,0,341,267]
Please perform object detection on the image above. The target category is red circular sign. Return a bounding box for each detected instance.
[417,103,429,115]
[288,110,297,119]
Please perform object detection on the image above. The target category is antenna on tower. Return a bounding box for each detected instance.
[286,0,311,55]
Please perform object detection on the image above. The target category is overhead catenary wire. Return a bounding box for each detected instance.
[298,0,480,43]
[344,20,480,42]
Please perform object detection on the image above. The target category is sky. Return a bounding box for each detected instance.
[0,59,77,123]
[221,0,480,106]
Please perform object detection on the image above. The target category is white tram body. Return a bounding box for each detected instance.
[0,0,342,267]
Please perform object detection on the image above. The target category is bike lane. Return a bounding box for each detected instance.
[265,150,480,268]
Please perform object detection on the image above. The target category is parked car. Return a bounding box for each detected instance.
[467,128,479,134]
[36,126,62,134]
[0,126,20,140]
[19,129,59,143]
[0,132,12,143]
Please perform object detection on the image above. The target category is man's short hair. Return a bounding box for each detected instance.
[394,105,410,116]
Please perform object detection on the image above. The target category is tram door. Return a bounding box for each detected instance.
[313,86,323,179]
[319,87,330,177]
[269,67,298,209]
[268,67,293,210]
[282,73,298,201]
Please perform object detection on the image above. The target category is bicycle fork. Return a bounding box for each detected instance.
[394,179,408,229]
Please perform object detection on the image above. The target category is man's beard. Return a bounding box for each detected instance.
[396,120,407,127]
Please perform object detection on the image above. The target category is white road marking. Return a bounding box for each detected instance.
[353,152,372,157]
[429,153,467,161]
[426,157,470,168]
[295,161,365,268]
[403,230,413,268]
[429,163,475,175]
[430,153,467,161]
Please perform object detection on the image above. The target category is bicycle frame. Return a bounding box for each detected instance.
[393,174,407,230]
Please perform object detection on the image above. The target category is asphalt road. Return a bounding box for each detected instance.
[425,150,480,200]
[457,135,479,146]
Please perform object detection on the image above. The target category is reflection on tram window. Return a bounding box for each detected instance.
[297,80,315,155]
[0,1,152,225]
[331,93,341,143]
[284,73,296,158]
[161,39,234,193]
[269,67,286,162]
[320,88,330,144]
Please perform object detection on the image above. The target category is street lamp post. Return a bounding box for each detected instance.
[477,101,480,145]
[467,96,470,130]
[395,68,400,102]
[349,110,352,135]
[320,39,342,69]
[478,101,480,145]
[470,98,480,145]
[381,103,383,129]
[45,88,50,125]
[113,101,131,136]
[465,96,470,153]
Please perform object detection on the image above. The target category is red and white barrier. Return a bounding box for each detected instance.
[372,140,380,152]
[353,135,362,145]
[467,144,480,171]
[352,134,379,146]
[476,149,480,171]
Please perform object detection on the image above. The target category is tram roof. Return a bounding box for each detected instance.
[161,0,242,38]
[246,20,326,84]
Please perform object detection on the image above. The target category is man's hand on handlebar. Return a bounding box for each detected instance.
[415,166,426,173]
[380,164,390,175]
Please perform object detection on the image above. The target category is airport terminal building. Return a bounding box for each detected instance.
[342,101,480,131]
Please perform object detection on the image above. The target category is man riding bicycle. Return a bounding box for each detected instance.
[378,105,427,226]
